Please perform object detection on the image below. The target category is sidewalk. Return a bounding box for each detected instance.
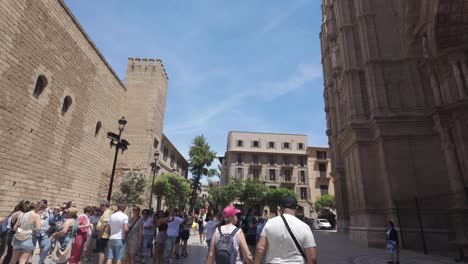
[314,230,455,264]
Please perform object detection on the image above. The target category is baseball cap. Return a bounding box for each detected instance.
[281,196,298,208]
[223,205,241,218]
[40,199,48,205]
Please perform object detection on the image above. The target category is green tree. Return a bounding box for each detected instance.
[264,188,297,208]
[239,178,268,209]
[112,171,146,205]
[150,175,171,210]
[188,135,217,212]
[314,194,336,213]
[149,172,191,210]
[207,179,243,213]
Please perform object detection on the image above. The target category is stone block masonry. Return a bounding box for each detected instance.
[0,0,172,215]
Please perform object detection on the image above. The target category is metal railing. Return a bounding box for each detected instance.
[394,190,468,257]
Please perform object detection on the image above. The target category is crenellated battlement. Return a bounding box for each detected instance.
[127,57,169,80]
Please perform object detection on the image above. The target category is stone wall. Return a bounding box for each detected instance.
[0,0,126,214]
[321,0,468,255]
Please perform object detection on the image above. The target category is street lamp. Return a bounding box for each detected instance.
[149,151,161,210]
[106,117,129,202]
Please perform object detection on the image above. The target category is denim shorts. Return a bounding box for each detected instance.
[108,239,126,260]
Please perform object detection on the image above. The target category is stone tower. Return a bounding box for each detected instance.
[122,58,168,175]
[321,0,468,255]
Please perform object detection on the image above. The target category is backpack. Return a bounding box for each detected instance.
[215,226,240,264]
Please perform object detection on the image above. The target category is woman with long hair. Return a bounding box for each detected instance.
[9,201,41,264]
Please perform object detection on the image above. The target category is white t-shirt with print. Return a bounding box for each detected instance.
[167,216,183,237]
[260,214,316,264]
[108,211,129,240]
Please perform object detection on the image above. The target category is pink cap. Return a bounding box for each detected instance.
[223,205,241,218]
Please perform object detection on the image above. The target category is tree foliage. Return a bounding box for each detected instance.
[188,135,217,212]
[112,171,146,205]
[263,188,297,208]
[239,178,268,208]
[314,194,336,213]
[149,172,191,209]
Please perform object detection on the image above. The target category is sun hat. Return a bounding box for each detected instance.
[223,205,241,218]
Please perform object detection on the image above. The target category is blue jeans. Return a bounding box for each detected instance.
[108,239,126,260]
[37,235,51,264]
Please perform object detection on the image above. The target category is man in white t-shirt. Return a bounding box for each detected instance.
[255,196,317,264]
[107,204,128,264]
[164,208,184,264]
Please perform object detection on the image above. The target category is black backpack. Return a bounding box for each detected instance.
[215,226,240,264]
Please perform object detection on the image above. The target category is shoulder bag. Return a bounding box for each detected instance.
[14,213,33,241]
[280,213,307,262]
[51,219,78,263]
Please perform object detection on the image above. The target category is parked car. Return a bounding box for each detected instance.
[313,219,332,230]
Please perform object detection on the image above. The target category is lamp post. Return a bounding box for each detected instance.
[106,117,129,202]
[149,151,161,210]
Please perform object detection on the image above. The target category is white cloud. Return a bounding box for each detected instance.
[261,0,307,34]
[260,63,322,100]
[164,63,322,136]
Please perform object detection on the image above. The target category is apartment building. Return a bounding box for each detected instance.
[219,131,312,217]
[307,147,335,218]
[159,134,189,178]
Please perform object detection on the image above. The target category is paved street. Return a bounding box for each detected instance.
[31,229,456,264]
[314,230,454,264]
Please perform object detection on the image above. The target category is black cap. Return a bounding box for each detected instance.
[281,196,298,208]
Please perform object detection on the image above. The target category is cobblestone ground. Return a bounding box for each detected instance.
[32,230,455,263]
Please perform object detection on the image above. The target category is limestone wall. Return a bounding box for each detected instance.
[0,0,126,214]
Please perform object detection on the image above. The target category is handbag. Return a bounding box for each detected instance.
[14,214,32,241]
[51,219,78,263]
[14,227,32,241]
[280,213,307,262]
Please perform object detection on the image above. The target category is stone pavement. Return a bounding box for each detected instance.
[314,230,454,264]
[31,230,456,263]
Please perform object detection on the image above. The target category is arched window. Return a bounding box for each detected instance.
[95,121,102,137]
[61,96,72,116]
[33,75,47,98]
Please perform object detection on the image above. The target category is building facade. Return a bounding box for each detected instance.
[307,147,335,219]
[321,0,468,254]
[0,0,185,215]
[220,131,312,217]
[159,134,189,178]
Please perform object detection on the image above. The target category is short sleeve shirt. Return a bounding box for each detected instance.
[260,214,316,264]
[109,211,129,240]
[97,208,112,239]
[167,217,183,237]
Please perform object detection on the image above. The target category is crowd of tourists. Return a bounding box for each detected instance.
[0,195,401,264]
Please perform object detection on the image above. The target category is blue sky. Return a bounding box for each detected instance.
[65,0,327,162]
